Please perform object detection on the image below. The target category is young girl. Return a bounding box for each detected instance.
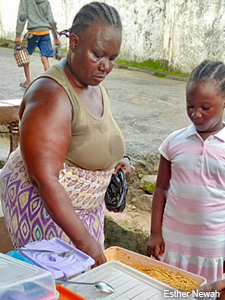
[147,60,225,282]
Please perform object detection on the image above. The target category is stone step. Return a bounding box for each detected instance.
[104,204,150,255]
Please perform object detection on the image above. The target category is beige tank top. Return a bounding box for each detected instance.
[40,64,125,171]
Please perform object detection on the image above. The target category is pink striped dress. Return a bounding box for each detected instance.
[160,124,225,282]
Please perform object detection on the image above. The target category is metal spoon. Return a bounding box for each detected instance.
[56,279,115,294]
[17,248,76,258]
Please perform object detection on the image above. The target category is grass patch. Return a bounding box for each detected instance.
[154,73,166,78]
[116,59,189,78]
[117,64,129,70]
[0,42,9,48]
[61,47,67,55]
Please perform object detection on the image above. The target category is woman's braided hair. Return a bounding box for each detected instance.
[188,60,225,95]
[59,2,122,38]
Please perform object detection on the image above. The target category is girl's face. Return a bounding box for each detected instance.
[186,80,225,134]
[69,22,122,86]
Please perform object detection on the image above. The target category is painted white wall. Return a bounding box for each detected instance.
[1,0,225,73]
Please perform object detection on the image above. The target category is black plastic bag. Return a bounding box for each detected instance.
[104,168,128,212]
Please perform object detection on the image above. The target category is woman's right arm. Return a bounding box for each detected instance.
[19,78,106,266]
[147,155,171,260]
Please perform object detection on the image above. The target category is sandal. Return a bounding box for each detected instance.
[20,82,28,89]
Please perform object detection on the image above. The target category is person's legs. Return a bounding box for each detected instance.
[22,63,31,88]
[41,56,50,71]
[37,34,54,71]
[20,34,38,88]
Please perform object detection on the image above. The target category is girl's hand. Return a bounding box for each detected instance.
[197,280,225,294]
[114,157,131,180]
[147,233,165,261]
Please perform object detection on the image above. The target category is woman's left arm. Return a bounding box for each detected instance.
[114,156,131,180]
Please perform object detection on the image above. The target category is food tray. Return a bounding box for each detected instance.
[63,261,196,299]
[56,285,86,300]
[18,238,95,280]
[104,246,206,288]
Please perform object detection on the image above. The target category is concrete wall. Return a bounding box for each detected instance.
[1,0,225,73]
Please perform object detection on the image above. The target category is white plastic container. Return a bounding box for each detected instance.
[64,261,196,299]
[0,253,59,300]
[104,246,206,288]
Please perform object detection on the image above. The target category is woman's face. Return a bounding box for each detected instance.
[69,22,122,86]
[186,80,225,134]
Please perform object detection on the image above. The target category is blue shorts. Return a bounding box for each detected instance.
[27,34,54,57]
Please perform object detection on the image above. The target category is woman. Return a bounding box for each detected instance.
[0,2,131,266]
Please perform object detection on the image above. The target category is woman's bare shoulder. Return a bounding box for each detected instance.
[25,77,68,103]
[19,76,71,119]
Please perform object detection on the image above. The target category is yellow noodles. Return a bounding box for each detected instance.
[125,264,199,292]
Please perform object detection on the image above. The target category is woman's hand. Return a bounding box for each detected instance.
[114,157,131,180]
[147,233,165,261]
[75,234,106,267]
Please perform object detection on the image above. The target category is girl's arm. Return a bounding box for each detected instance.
[197,280,225,299]
[147,155,171,260]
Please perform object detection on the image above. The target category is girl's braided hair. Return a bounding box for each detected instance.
[188,60,225,94]
[59,2,122,38]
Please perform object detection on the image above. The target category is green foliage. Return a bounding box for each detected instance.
[116,59,189,78]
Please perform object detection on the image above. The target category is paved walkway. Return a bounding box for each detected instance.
[0,46,190,160]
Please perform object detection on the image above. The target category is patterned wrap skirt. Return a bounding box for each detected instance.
[0,148,113,249]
